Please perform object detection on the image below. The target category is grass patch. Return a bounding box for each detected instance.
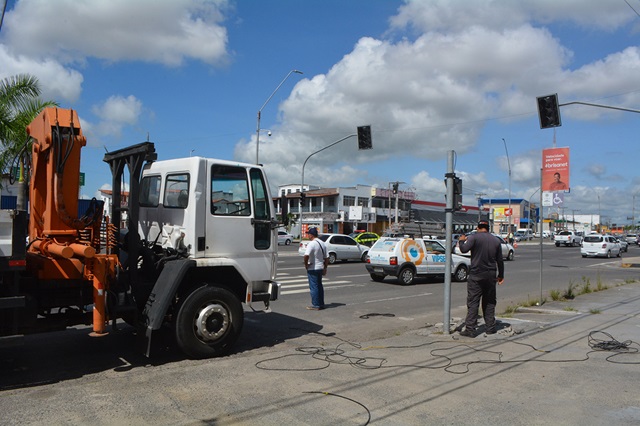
[563,280,576,300]
[563,306,577,312]
[550,289,562,301]
[580,276,592,295]
[589,308,601,314]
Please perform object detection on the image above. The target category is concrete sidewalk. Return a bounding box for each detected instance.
[1,261,639,425]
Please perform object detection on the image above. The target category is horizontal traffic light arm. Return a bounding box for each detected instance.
[559,101,640,114]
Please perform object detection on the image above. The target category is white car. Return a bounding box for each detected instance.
[365,237,470,285]
[277,230,294,245]
[298,233,369,263]
[581,234,621,258]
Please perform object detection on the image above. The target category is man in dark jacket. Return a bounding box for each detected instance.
[457,220,505,336]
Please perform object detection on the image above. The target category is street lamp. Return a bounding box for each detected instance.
[255,69,303,164]
[502,138,512,236]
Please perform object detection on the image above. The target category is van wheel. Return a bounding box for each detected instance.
[328,253,337,264]
[398,267,415,285]
[370,273,385,282]
[453,265,468,282]
[507,250,514,261]
[174,285,243,359]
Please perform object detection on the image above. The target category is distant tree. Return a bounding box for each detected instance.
[0,74,57,185]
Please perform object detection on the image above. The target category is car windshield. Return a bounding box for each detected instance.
[318,235,329,242]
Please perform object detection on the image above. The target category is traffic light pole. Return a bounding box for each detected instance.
[443,150,455,335]
[299,126,373,231]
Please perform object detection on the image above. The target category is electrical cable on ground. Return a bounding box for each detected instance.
[303,391,371,426]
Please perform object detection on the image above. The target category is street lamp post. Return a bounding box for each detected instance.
[255,69,303,164]
[502,138,512,236]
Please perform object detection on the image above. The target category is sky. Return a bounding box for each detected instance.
[1,0,640,227]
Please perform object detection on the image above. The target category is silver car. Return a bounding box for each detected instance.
[299,233,369,264]
[277,230,294,245]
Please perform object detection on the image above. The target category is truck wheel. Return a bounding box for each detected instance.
[328,253,337,264]
[370,273,385,282]
[453,265,469,282]
[398,267,415,285]
[507,250,514,261]
[174,285,244,359]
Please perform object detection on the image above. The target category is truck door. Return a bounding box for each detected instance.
[206,164,273,277]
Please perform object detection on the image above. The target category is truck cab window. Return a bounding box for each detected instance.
[250,168,272,250]
[164,173,190,209]
[140,175,161,207]
[211,165,251,216]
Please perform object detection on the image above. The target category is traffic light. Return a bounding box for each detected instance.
[357,125,372,150]
[392,182,399,194]
[536,94,562,129]
[453,177,463,211]
[300,192,306,203]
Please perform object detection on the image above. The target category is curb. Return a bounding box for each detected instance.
[514,306,581,315]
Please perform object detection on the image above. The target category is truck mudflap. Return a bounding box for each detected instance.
[140,258,196,357]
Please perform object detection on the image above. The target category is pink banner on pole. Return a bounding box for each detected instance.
[542,147,570,192]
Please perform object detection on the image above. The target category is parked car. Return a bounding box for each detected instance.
[615,237,629,252]
[277,230,294,245]
[625,234,638,245]
[349,231,380,247]
[365,237,470,285]
[581,234,621,258]
[299,233,369,264]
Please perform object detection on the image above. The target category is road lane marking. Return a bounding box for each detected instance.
[348,293,433,305]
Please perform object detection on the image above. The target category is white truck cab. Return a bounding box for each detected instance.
[365,237,470,285]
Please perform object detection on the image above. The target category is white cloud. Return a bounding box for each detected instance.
[2,0,230,66]
[0,0,231,104]
[82,95,143,146]
[0,45,84,103]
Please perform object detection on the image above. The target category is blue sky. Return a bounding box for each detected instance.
[2,0,640,226]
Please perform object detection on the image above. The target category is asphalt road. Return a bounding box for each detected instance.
[2,240,640,424]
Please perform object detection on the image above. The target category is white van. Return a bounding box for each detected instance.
[365,237,470,285]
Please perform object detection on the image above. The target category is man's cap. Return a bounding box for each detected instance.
[308,227,318,236]
[477,220,490,229]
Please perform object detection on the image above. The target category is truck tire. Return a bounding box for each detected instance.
[453,265,469,282]
[398,267,415,286]
[370,273,385,282]
[174,285,244,359]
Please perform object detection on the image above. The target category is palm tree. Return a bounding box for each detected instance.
[0,74,57,189]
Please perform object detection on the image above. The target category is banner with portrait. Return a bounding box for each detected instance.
[542,147,570,192]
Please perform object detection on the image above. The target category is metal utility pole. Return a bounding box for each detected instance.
[502,138,512,236]
[443,151,455,335]
[475,192,486,221]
